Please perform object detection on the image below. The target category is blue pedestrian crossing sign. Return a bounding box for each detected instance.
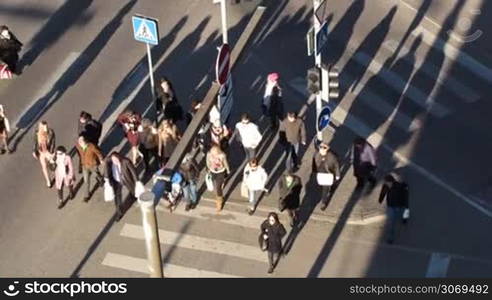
[317,106,331,132]
[132,15,159,45]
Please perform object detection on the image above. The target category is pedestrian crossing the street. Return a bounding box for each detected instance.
[100,199,290,278]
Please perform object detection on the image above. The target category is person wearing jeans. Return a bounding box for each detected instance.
[243,158,268,215]
[76,135,104,202]
[180,154,200,211]
[379,174,409,244]
[279,111,306,172]
[235,113,262,162]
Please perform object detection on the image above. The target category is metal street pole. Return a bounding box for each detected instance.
[138,191,163,278]
[313,0,322,141]
[220,0,229,44]
[146,43,157,124]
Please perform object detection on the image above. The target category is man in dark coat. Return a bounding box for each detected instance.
[103,152,139,221]
[78,111,102,146]
[0,25,22,74]
[351,136,377,189]
[279,111,306,172]
[277,172,302,227]
[379,174,409,244]
[312,142,341,211]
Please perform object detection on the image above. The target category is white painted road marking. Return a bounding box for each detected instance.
[156,202,265,230]
[426,253,451,278]
[121,223,268,263]
[383,39,480,103]
[351,51,451,117]
[102,252,241,277]
[413,25,492,84]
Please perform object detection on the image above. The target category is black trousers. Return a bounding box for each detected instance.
[114,183,124,215]
[268,251,281,268]
[57,184,74,201]
[211,171,226,197]
[321,185,332,204]
[139,146,158,171]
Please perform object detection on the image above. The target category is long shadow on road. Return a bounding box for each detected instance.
[10,0,137,150]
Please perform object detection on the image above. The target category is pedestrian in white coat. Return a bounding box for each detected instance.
[235,113,262,161]
[244,158,268,215]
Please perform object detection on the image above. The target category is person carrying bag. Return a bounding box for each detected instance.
[312,142,340,211]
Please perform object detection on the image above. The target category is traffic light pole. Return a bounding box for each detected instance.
[313,0,323,141]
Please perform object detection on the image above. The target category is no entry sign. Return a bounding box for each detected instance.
[216,43,230,85]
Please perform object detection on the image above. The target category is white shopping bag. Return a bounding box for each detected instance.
[316,172,334,186]
[205,172,214,192]
[104,181,115,202]
[135,181,145,198]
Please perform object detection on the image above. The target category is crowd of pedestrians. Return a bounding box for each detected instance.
[1,23,411,273]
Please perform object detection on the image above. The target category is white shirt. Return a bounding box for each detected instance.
[112,163,122,183]
[235,122,262,149]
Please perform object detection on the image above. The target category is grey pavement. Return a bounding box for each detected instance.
[0,0,491,278]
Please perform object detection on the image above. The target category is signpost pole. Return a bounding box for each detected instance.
[146,42,157,124]
[220,0,229,44]
[138,191,163,278]
[313,0,323,141]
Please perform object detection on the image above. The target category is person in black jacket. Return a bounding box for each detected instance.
[103,152,139,221]
[155,77,183,123]
[351,136,377,189]
[0,25,22,74]
[78,111,102,146]
[277,172,302,227]
[379,174,409,244]
[260,212,286,274]
[312,142,340,211]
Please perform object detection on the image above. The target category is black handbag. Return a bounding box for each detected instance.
[258,232,268,251]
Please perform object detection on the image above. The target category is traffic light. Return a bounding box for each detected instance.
[328,65,340,99]
[321,64,340,101]
[307,66,321,94]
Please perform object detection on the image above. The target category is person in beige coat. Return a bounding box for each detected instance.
[157,119,180,166]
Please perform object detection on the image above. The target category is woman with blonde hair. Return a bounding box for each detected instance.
[32,121,56,187]
[206,145,230,211]
[157,119,180,166]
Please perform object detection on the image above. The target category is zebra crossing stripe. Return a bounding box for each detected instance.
[383,39,480,103]
[351,51,451,117]
[425,253,451,278]
[102,252,241,277]
[413,25,492,84]
[120,224,268,263]
[155,203,266,230]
